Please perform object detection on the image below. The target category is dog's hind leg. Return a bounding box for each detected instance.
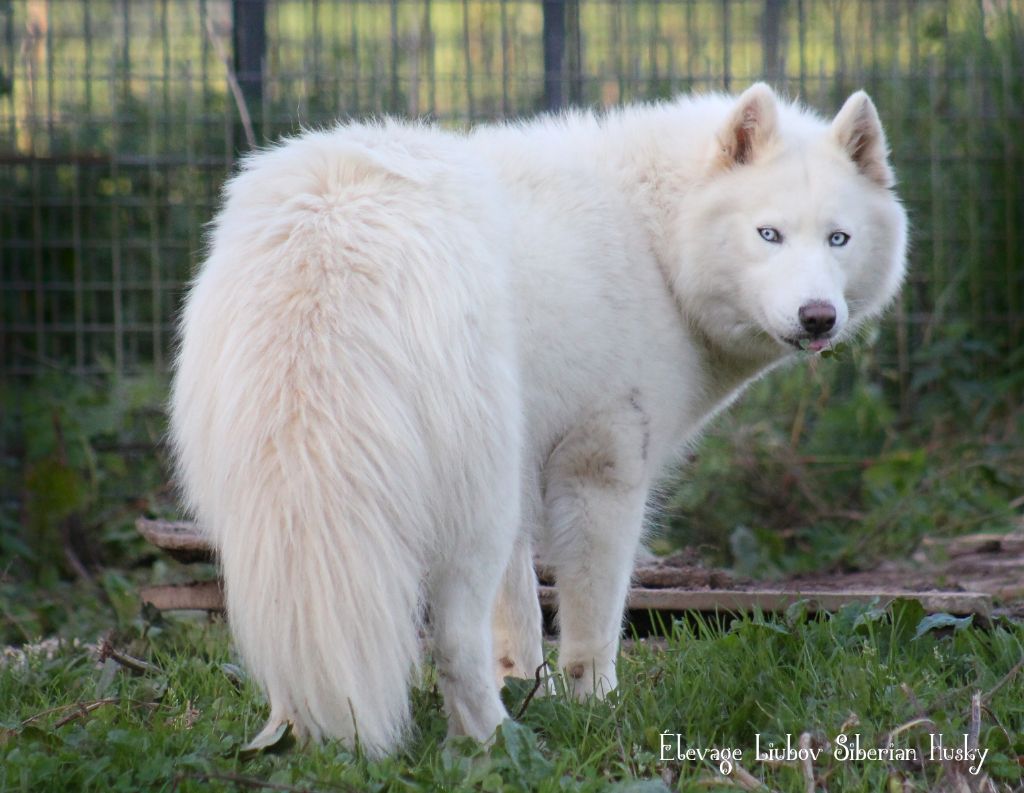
[428,402,522,742]
[429,499,519,743]
[543,399,650,700]
[492,532,546,689]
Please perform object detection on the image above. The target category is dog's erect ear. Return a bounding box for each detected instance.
[715,83,779,168]
[831,91,895,188]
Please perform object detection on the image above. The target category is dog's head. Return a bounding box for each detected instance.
[673,84,908,361]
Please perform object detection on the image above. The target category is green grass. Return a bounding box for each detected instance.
[1,580,1022,792]
[658,350,1024,579]
[3,356,1023,790]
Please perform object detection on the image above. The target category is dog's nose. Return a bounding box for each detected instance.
[798,301,837,335]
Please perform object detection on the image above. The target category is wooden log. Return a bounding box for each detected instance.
[136,517,214,563]
[139,581,224,612]
[136,580,991,618]
[135,518,1000,618]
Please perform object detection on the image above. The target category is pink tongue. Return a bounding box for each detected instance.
[807,339,830,353]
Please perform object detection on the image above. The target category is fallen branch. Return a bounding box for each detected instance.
[21,697,119,728]
[139,580,224,612]
[728,762,776,791]
[53,698,120,728]
[798,733,815,793]
[967,691,981,754]
[202,14,256,148]
[539,586,992,618]
[20,697,161,730]
[98,635,165,676]
[174,770,362,793]
[982,654,1023,704]
[515,661,549,719]
[174,771,318,793]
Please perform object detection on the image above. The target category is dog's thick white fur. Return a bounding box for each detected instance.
[171,84,907,756]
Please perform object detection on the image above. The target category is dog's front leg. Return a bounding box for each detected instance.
[542,403,650,699]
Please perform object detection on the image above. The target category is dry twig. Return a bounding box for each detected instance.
[982,654,1023,704]
[202,14,256,148]
[514,661,550,719]
[98,635,164,676]
[174,771,317,793]
[798,732,816,793]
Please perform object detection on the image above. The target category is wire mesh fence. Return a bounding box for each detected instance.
[1,1,1022,408]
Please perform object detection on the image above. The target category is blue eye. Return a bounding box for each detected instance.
[758,227,782,243]
[829,231,850,247]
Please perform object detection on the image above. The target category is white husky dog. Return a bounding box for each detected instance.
[171,83,907,755]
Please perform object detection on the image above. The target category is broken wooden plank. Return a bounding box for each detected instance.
[137,520,732,589]
[537,560,735,589]
[135,518,1000,618]
[136,518,214,563]
[921,531,1024,557]
[539,586,992,618]
[141,580,990,618]
[959,578,1024,602]
[139,581,224,611]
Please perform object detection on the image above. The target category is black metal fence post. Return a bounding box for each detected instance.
[542,0,565,110]
[232,0,266,147]
[762,0,786,84]
[543,0,581,111]
[566,0,582,105]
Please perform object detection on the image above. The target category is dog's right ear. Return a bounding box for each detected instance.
[715,83,779,169]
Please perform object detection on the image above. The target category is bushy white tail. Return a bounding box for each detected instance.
[170,128,518,755]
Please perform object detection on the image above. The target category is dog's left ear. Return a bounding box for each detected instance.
[831,91,895,189]
[716,83,779,169]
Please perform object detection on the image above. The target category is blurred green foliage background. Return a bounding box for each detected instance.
[1,1,1022,622]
